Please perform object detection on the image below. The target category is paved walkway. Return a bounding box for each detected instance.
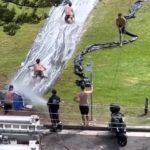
[41,130,150,150]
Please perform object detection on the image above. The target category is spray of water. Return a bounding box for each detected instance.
[12,81,46,106]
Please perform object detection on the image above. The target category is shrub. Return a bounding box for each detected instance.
[0,21,5,26]
[41,12,48,19]
[8,28,17,36]
[3,22,20,35]
[51,0,63,6]
[2,8,16,23]
[30,14,40,24]
[16,12,27,23]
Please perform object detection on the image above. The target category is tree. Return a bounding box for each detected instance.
[0,0,50,35]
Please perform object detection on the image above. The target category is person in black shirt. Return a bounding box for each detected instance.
[47,89,61,131]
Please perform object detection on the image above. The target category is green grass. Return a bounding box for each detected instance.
[0,0,50,87]
[0,20,47,87]
[53,0,150,125]
[1,0,150,125]
[7,2,49,17]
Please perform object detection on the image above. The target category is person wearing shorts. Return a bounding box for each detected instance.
[64,2,74,23]
[79,105,89,116]
[28,58,46,79]
[116,13,137,45]
[74,85,91,126]
[4,85,15,114]
[47,89,61,129]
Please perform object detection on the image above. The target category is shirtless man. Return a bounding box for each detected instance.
[74,85,92,126]
[28,58,47,79]
[116,13,137,46]
[4,85,15,114]
[64,2,75,23]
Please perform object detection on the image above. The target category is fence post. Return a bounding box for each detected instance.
[144,98,149,115]
[86,63,93,121]
[90,72,93,121]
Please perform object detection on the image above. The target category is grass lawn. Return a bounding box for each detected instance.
[53,0,150,125]
[0,0,150,125]
[0,20,48,87]
[0,0,50,88]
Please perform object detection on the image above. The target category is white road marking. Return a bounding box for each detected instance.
[59,130,150,137]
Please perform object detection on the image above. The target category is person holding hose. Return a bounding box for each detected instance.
[116,13,137,46]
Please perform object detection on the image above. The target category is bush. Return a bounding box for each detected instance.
[35,0,52,7]
[8,28,17,36]
[51,0,63,6]
[16,12,27,23]
[30,14,40,24]
[2,8,16,23]
[3,22,20,36]
[41,12,48,20]
[0,21,5,26]
[0,8,6,19]
[0,2,8,8]
[0,0,50,35]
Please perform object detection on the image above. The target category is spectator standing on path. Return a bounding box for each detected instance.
[47,89,61,130]
[116,13,137,46]
[74,85,92,126]
[4,85,15,114]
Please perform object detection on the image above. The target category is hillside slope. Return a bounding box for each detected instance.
[54,0,150,124]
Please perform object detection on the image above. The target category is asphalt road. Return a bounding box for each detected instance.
[41,130,150,150]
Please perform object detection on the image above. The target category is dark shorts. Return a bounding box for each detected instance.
[49,109,60,124]
[4,102,12,114]
[34,71,44,78]
[119,27,125,34]
[65,15,70,22]
[79,105,89,115]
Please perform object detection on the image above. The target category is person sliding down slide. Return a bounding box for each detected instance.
[28,58,47,79]
[64,1,75,24]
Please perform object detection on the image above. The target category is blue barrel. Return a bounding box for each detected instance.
[13,94,24,110]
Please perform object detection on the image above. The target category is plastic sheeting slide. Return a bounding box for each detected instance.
[12,0,98,96]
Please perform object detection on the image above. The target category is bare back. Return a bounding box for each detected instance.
[78,91,89,106]
[116,16,126,28]
[4,91,14,103]
[65,6,73,16]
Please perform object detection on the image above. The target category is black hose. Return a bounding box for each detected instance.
[74,0,145,87]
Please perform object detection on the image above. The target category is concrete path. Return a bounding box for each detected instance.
[41,130,150,150]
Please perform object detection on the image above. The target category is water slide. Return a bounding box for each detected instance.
[11,0,98,102]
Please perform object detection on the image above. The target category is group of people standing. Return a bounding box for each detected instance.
[47,85,92,130]
[46,12,138,130]
[2,83,91,131]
